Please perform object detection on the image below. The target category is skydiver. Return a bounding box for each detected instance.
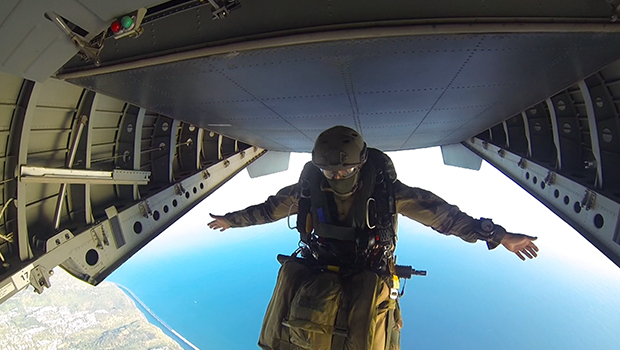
[208,125,538,350]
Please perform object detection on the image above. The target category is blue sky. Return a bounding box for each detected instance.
[109,147,620,350]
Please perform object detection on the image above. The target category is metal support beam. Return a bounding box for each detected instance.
[502,121,510,149]
[196,128,205,170]
[116,105,146,201]
[133,109,145,200]
[465,137,620,268]
[151,116,174,184]
[85,96,96,225]
[168,119,181,181]
[581,75,620,194]
[54,114,88,229]
[0,147,266,305]
[578,80,604,188]
[20,166,151,185]
[201,130,219,165]
[521,111,533,158]
[547,91,584,175]
[178,123,200,171]
[6,80,40,261]
[523,103,556,165]
[217,134,223,160]
[546,98,563,170]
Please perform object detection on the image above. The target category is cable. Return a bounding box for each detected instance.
[0,198,15,242]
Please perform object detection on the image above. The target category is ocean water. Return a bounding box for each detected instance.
[109,223,298,350]
[109,218,620,350]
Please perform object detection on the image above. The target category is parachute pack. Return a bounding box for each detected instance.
[258,258,402,350]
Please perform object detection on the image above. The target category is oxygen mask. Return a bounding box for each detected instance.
[324,172,360,198]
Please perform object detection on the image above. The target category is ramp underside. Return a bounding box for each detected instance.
[65,31,620,153]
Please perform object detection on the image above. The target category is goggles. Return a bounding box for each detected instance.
[320,166,359,180]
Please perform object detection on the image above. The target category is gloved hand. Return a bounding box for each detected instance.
[207,213,231,232]
[501,232,539,260]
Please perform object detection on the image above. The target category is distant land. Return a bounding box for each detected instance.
[0,268,184,350]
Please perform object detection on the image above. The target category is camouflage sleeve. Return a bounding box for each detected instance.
[394,180,480,243]
[223,183,301,227]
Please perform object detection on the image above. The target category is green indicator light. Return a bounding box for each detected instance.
[121,16,133,29]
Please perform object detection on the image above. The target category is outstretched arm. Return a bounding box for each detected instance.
[394,180,539,260]
[207,183,300,230]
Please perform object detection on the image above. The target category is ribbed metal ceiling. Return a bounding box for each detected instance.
[65,31,620,152]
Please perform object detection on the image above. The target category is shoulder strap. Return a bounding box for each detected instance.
[296,162,315,243]
[368,148,397,217]
[367,148,397,183]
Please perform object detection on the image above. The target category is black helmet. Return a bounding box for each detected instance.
[312,126,367,179]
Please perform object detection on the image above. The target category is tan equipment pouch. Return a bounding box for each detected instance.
[258,261,402,350]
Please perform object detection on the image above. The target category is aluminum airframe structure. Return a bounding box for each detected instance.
[1,0,620,304]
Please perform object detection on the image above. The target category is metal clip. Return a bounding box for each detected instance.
[584,160,597,170]
[544,171,556,185]
[375,170,385,184]
[366,198,376,230]
[101,231,109,247]
[138,201,152,218]
[91,228,103,249]
[518,158,527,169]
[174,183,186,195]
[207,0,241,19]
[581,190,597,211]
[287,203,298,230]
[390,275,400,300]
[30,266,52,294]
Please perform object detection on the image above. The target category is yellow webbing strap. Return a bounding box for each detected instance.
[386,277,399,349]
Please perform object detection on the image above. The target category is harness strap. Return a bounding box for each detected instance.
[331,281,349,350]
[281,319,291,350]
[315,223,358,241]
[297,197,311,242]
[385,303,395,350]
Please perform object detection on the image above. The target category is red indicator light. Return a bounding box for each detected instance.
[110,20,122,33]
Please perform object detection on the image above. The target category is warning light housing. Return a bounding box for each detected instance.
[109,8,146,39]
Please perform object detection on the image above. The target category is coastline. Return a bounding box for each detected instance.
[114,283,200,350]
